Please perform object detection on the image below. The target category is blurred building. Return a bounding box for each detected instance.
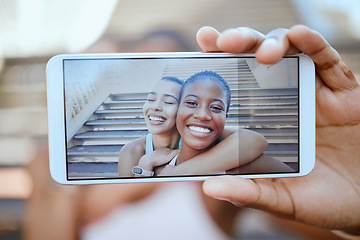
[0,0,359,239]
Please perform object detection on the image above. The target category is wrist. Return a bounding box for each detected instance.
[132,166,154,177]
[138,156,155,171]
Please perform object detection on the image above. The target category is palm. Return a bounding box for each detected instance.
[250,73,360,229]
[198,25,360,231]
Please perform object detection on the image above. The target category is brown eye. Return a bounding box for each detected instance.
[210,104,224,112]
[185,100,197,107]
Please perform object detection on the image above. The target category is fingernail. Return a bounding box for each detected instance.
[212,197,245,207]
[228,200,245,207]
[262,38,278,48]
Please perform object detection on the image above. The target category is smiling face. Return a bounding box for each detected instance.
[176,78,228,150]
[143,79,181,135]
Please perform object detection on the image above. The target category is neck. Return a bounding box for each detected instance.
[152,130,180,150]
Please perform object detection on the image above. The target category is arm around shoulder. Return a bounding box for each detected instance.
[159,128,268,176]
[238,129,269,161]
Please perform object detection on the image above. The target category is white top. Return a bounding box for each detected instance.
[145,133,154,154]
[145,133,182,154]
[81,182,230,240]
[168,154,178,166]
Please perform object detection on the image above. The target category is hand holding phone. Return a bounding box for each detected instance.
[46,52,315,184]
[199,25,360,235]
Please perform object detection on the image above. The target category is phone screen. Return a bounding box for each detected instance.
[63,56,299,180]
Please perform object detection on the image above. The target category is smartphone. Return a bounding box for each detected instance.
[47,52,315,184]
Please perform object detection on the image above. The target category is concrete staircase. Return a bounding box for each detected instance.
[68,60,298,177]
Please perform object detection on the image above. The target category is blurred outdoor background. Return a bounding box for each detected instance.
[0,0,359,239]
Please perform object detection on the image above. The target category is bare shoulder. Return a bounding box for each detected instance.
[118,135,147,176]
[119,136,146,157]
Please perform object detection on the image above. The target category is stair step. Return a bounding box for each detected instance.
[232,96,298,105]
[226,115,298,127]
[94,109,144,118]
[231,86,260,89]
[107,88,297,103]
[163,62,246,67]
[228,79,258,84]
[85,118,147,130]
[263,155,298,163]
[67,145,121,163]
[166,73,256,79]
[100,100,298,113]
[249,128,298,141]
[73,130,147,145]
[87,115,299,125]
[67,142,298,163]
[74,130,146,139]
[234,88,298,97]
[266,138,298,144]
[264,143,298,163]
[68,145,122,155]
[163,65,245,71]
[232,105,298,115]
[248,127,297,133]
[102,96,298,110]
[84,115,298,131]
[110,93,148,101]
[101,100,145,109]
[73,136,298,146]
[73,132,297,146]
[68,162,118,177]
[94,105,298,120]
[266,143,298,151]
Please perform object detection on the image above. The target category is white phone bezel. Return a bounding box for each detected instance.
[47,52,315,185]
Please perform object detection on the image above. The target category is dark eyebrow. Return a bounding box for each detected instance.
[164,94,179,103]
[148,92,179,102]
[212,98,225,106]
[184,94,225,106]
[184,94,198,99]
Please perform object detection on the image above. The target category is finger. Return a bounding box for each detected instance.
[203,176,295,217]
[256,28,299,64]
[287,25,358,91]
[196,26,221,52]
[216,27,265,53]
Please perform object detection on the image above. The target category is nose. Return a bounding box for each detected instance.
[150,100,162,111]
[194,106,211,121]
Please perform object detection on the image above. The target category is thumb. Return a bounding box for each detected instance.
[203,176,295,217]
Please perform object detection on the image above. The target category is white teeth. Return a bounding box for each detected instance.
[189,125,211,133]
[149,116,165,122]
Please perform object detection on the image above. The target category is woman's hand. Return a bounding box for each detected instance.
[137,149,180,172]
[199,25,360,233]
